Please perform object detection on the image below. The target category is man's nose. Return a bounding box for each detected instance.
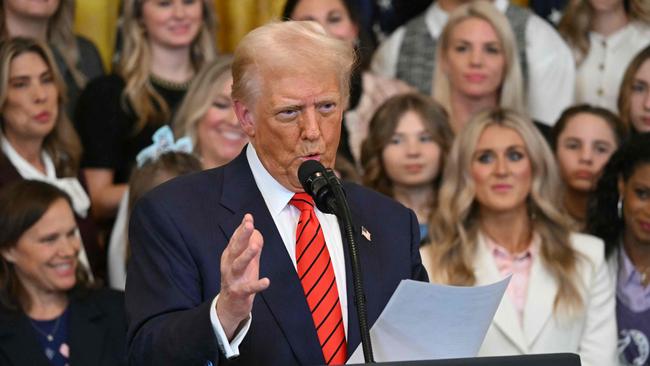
[301,108,321,140]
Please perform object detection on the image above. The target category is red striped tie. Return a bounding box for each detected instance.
[290,193,347,365]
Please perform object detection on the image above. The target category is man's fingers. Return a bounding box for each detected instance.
[248,277,270,294]
[229,214,255,256]
[231,229,263,275]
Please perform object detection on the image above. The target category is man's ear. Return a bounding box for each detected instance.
[234,100,256,138]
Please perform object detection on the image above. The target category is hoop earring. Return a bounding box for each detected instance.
[617,197,623,219]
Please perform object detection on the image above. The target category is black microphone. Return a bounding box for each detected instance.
[298,160,337,214]
[297,159,375,363]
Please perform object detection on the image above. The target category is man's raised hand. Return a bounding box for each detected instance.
[216,214,270,339]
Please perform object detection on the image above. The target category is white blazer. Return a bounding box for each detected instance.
[421,232,618,366]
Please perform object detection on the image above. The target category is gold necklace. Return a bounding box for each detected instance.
[149,74,191,91]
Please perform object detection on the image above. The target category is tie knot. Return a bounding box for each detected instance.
[290,192,315,212]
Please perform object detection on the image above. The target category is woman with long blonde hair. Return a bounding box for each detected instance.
[173,56,248,170]
[75,0,216,220]
[422,108,616,365]
[558,0,650,112]
[0,0,104,116]
[432,1,525,133]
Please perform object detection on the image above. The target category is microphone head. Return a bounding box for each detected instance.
[298,159,327,191]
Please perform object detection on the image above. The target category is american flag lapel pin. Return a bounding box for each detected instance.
[361,226,371,242]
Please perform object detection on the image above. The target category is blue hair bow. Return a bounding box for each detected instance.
[135,126,193,167]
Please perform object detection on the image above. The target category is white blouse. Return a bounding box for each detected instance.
[575,21,650,113]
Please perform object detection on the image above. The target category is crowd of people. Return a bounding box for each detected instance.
[0,0,649,365]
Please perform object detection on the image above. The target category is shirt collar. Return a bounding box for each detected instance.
[483,231,540,261]
[619,245,644,286]
[246,144,295,218]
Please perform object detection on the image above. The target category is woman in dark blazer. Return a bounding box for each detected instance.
[0,180,126,366]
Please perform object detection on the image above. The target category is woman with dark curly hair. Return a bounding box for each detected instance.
[586,133,650,365]
[361,92,452,243]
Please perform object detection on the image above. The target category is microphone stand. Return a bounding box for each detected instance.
[325,170,375,363]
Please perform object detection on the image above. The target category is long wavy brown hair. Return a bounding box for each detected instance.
[361,92,452,201]
[0,37,82,176]
[428,108,585,314]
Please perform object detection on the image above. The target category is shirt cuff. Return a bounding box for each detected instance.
[210,294,252,359]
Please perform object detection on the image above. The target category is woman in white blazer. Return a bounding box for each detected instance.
[421,108,617,366]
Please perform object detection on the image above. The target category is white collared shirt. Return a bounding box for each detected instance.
[575,21,650,112]
[211,144,348,358]
[371,0,576,125]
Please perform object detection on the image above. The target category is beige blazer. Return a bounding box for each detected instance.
[420,232,617,366]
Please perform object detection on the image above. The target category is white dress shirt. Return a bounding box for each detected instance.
[371,0,576,125]
[575,21,650,113]
[210,144,348,358]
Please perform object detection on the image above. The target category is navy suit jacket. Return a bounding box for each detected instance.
[0,288,126,366]
[125,149,428,365]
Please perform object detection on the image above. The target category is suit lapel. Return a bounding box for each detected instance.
[68,294,105,366]
[342,201,381,356]
[218,152,324,365]
[0,312,51,366]
[474,235,528,353]
[522,250,558,347]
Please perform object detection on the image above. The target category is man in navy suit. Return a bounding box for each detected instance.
[125,20,428,365]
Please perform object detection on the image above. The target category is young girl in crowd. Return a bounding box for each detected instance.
[0,180,126,366]
[552,105,627,229]
[173,56,248,170]
[422,108,617,365]
[0,0,104,116]
[587,133,650,366]
[0,37,102,280]
[107,127,201,290]
[361,93,453,243]
[75,0,216,220]
[559,0,650,112]
[618,45,650,134]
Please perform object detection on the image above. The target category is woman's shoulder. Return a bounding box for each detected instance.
[568,232,607,269]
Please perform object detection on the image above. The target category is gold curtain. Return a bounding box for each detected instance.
[510,0,529,7]
[213,0,285,53]
[73,0,120,71]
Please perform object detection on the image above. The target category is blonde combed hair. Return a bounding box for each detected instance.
[118,0,217,134]
[232,21,356,109]
[173,55,233,153]
[558,0,650,63]
[433,1,525,117]
[429,108,584,314]
[0,37,82,176]
[0,0,86,88]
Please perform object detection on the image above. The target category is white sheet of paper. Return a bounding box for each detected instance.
[347,276,511,364]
